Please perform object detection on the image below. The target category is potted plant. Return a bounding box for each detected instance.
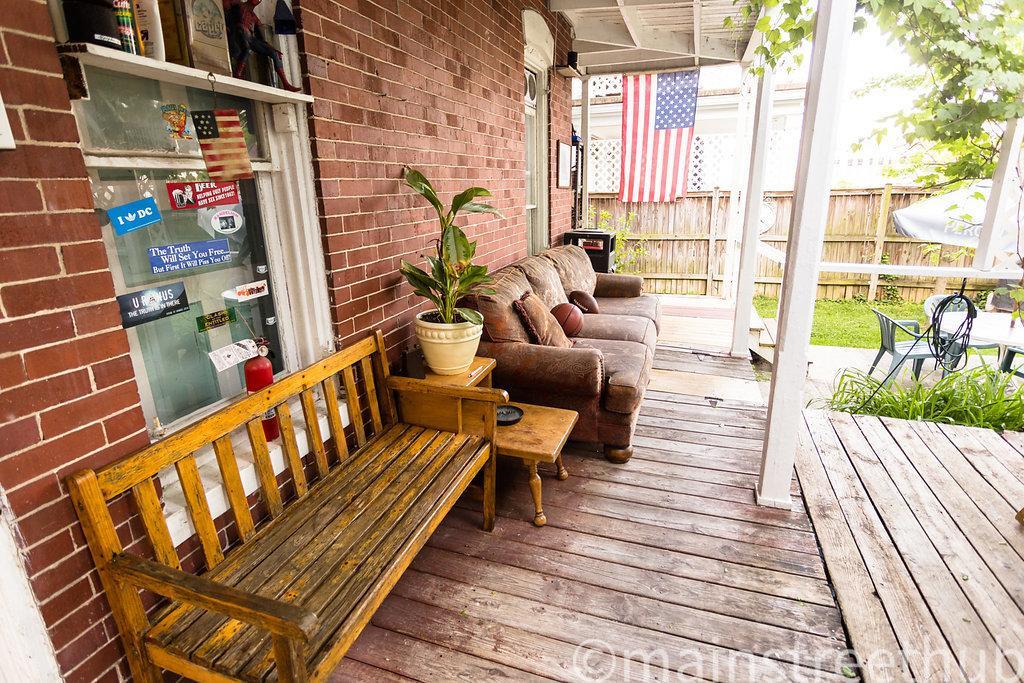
[400,168,500,375]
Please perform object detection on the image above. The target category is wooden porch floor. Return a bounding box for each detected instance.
[798,411,1024,683]
[331,348,857,682]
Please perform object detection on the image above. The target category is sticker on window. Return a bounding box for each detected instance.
[109,197,162,236]
[149,239,231,274]
[196,307,236,332]
[225,279,268,302]
[117,281,190,328]
[160,103,194,140]
[208,339,259,373]
[210,208,244,234]
[166,181,239,209]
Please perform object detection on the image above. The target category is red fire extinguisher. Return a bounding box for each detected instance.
[245,339,280,441]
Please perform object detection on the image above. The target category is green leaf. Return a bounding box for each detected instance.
[403,167,445,218]
[450,187,492,217]
[460,202,503,218]
[841,665,857,679]
[455,307,483,325]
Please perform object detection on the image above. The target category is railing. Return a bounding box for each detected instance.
[590,186,999,303]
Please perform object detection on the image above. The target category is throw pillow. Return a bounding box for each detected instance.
[512,293,573,348]
[569,290,600,314]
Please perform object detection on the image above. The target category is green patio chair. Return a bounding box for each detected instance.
[1000,347,1024,379]
[869,309,933,385]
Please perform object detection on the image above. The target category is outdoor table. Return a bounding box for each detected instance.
[939,311,1024,370]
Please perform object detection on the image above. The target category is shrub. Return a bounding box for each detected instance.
[827,365,1024,431]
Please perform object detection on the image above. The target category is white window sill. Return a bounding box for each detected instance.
[159,396,349,547]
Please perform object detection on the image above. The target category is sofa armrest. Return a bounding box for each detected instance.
[478,341,603,397]
[594,272,643,298]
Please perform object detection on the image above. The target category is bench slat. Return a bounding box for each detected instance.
[371,330,397,425]
[321,376,348,463]
[276,402,308,497]
[299,389,329,479]
[95,336,378,499]
[131,478,180,569]
[203,430,457,673]
[212,436,255,542]
[149,425,416,649]
[176,456,224,570]
[360,356,383,436]
[247,420,283,518]
[341,366,366,447]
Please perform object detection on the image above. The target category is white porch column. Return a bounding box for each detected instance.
[974,117,1023,270]
[757,0,856,508]
[730,69,775,357]
[580,76,592,228]
[722,71,756,300]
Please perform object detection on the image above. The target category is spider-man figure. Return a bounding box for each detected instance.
[223,0,301,92]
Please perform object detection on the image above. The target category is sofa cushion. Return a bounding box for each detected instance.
[513,293,573,348]
[574,338,652,414]
[595,293,662,332]
[466,266,532,343]
[541,245,597,295]
[578,314,656,352]
[517,256,568,309]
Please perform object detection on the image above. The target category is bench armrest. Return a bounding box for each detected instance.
[594,272,643,298]
[387,376,509,404]
[109,553,318,641]
[479,341,603,397]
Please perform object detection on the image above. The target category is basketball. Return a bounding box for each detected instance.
[551,302,584,337]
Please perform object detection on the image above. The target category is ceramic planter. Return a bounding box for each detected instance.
[414,312,483,375]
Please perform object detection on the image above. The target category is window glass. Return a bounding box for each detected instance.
[91,168,282,425]
[78,67,263,158]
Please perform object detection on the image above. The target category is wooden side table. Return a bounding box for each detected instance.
[415,356,577,526]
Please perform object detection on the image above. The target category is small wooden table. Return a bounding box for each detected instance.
[421,357,578,526]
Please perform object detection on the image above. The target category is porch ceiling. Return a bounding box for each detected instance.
[550,0,758,74]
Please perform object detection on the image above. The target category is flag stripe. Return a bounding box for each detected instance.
[619,70,698,203]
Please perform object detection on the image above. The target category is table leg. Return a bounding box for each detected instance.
[555,453,568,481]
[523,459,546,527]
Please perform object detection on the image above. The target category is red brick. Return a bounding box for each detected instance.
[41,179,95,212]
[0,211,99,248]
[0,368,91,423]
[0,415,39,457]
[22,109,80,144]
[39,383,141,438]
[0,311,74,353]
[4,0,57,35]
[24,330,128,379]
[1,271,115,316]
[61,242,109,274]
[16,496,77,546]
[71,301,121,335]
[91,355,134,389]
[0,423,104,489]
[0,142,88,180]
[0,180,44,213]
[102,408,145,443]
[6,471,60,516]
[0,245,60,282]
[0,68,68,108]
[1,32,61,73]
[0,353,27,389]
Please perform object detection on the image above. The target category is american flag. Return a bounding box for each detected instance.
[192,109,254,182]
[619,70,699,203]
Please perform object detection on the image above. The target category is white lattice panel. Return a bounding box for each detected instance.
[589,75,622,97]
[589,139,621,193]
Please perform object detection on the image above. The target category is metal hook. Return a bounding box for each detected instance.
[207,71,219,109]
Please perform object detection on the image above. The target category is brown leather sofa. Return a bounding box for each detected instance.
[466,245,660,463]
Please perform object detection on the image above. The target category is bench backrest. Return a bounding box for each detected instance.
[69,331,396,576]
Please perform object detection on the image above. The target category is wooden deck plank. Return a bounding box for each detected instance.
[803,410,968,682]
[795,416,910,683]
[850,415,1024,679]
[939,424,1024,511]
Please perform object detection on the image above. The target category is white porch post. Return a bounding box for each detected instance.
[730,69,775,357]
[757,0,856,508]
[722,72,756,300]
[580,75,592,228]
[973,117,1023,270]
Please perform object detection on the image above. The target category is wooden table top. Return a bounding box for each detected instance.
[495,402,578,463]
[421,357,495,387]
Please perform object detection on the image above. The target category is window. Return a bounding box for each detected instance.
[75,66,330,435]
[523,11,553,255]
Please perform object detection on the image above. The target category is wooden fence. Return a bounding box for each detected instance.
[591,186,991,303]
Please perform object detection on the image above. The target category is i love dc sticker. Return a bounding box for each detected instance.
[109,197,163,236]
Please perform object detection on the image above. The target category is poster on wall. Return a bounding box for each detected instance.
[166,181,239,209]
[117,282,190,328]
[108,197,162,235]
[149,239,231,274]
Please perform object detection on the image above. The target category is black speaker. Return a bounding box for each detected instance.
[63,0,121,49]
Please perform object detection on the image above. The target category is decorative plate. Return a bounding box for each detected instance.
[496,404,524,426]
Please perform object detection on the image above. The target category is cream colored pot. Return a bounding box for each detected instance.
[414,312,483,375]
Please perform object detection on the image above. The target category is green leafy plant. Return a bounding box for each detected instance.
[590,206,647,275]
[399,168,501,326]
[827,365,1024,431]
[734,0,1024,189]
[877,253,901,303]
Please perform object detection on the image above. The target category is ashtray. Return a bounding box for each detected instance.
[496,404,524,426]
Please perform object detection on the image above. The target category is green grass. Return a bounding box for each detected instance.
[828,366,1024,430]
[753,296,927,349]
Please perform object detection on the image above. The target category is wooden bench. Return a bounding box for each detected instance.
[68,331,506,682]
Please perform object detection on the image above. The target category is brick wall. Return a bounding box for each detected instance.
[294,0,575,355]
[0,1,150,681]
